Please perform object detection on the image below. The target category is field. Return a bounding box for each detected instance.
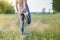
[0,13,60,40]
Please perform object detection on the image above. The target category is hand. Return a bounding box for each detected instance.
[21,8,26,14]
[16,8,18,13]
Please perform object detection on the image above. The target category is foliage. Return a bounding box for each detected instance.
[0,0,15,14]
[53,0,60,13]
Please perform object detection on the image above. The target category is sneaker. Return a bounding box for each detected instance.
[24,11,31,24]
[21,35,25,38]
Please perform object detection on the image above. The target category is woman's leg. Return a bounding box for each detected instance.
[20,14,25,35]
[26,4,31,24]
[18,7,25,35]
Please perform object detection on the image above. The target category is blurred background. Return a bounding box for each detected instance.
[8,0,53,13]
[0,0,60,40]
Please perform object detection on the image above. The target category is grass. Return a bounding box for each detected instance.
[0,13,60,40]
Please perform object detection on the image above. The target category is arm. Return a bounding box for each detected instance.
[21,0,27,13]
[23,0,27,9]
[16,0,18,12]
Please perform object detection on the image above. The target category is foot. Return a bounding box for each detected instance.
[21,34,25,38]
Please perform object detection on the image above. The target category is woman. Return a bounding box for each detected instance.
[16,0,31,35]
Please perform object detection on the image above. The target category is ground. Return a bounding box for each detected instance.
[0,13,60,40]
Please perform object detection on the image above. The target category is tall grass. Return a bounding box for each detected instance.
[0,13,60,40]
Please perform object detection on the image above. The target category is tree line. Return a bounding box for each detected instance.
[53,0,60,13]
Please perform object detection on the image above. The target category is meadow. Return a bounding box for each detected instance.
[0,13,60,40]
